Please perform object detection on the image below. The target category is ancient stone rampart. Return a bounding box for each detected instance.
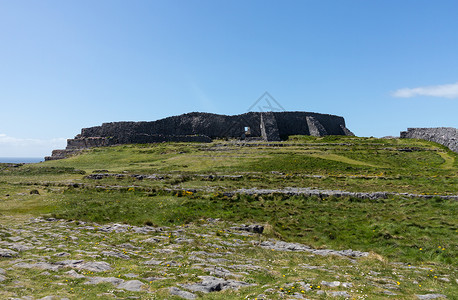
[45,111,353,160]
[400,127,458,153]
[260,112,280,141]
[76,112,351,141]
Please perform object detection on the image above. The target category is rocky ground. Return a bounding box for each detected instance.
[0,217,453,299]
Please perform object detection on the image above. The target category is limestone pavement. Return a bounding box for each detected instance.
[0,217,452,299]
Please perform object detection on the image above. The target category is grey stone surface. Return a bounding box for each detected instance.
[306,116,328,137]
[260,112,281,141]
[316,290,325,295]
[118,243,136,249]
[180,276,255,293]
[415,294,447,300]
[401,127,458,153]
[144,276,167,282]
[260,240,369,258]
[84,276,124,285]
[117,280,144,291]
[162,260,180,267]
[328,291,351,297]
[14,262,62,272]
[170,287,197,299]
[97,223,130,233]
[321,280,341,287]
[438,277,450,282]
[85,173,166,181]
[142,237,161,243]
[54,259,84,267]
[382,290,398,295]
[340,124,355,136]
[204,266,242,278]
[290,292,309,299]
[143,259,162,265]
[76,261,112,272]
[232,187,458,201]
[9,242,34,251]
[0,248,18,257]
[101,251,130,259]
[64,269,85,279]
[2,214,452,299]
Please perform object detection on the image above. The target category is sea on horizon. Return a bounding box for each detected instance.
[0,157,44,164]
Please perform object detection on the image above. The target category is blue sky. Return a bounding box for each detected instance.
[1,0,458,157]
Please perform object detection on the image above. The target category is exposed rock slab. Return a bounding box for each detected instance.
[179,276,255,293]
[76,261,112,272]
[170,287,197,299]
[117,280,145,291]
[14,262,62,272]
[101,251,130,259]
[0,248,18,258]
[85,277,124,285]
[415,294,447,300]
[260,240,369,258]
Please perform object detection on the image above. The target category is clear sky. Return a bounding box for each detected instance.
[1,0,458,157]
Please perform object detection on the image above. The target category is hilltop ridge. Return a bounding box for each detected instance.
[45,111,354,160]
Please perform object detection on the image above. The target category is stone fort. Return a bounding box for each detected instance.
[46,111,354,160]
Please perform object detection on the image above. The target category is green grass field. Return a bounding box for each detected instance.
[0,136,456,299]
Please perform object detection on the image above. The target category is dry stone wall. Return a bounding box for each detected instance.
[400,127,458,153]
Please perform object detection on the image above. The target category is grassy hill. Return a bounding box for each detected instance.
[39,135,458,192]
[0,136,456,299]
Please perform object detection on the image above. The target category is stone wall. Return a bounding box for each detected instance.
[274,112,349,137]
[45,111,353,160]
[77,112,351,141]
[400,127,458,153]
[66,137,117,150]
[260,112,281,141]
[44,149,82,161]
